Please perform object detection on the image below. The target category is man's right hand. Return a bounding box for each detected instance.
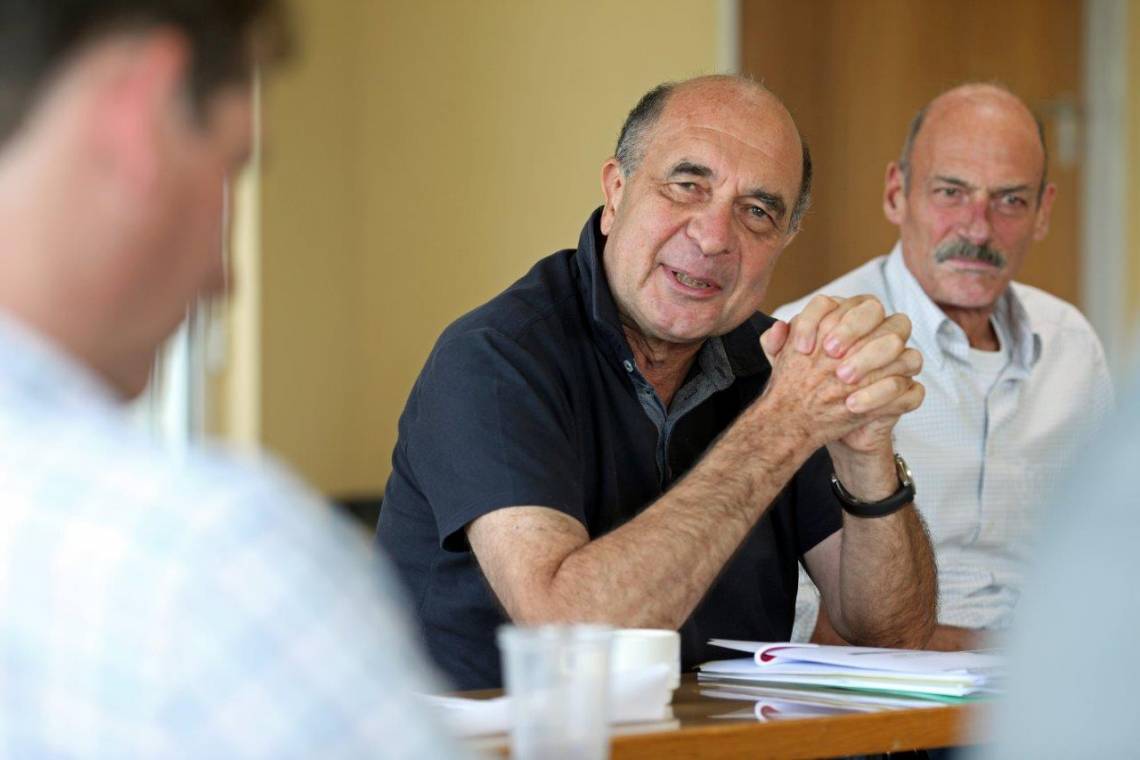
[758,294,924,453]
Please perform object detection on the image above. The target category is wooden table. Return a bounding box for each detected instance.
[468,674,983,759]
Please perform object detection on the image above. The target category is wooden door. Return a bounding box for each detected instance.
[742,0,1084,313]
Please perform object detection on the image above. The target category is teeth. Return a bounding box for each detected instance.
[674,270,712,289]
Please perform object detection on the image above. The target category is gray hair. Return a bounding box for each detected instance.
[613,78,813,232]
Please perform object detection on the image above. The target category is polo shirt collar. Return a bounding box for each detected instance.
[884,242,1042,374]
[574,208,628,361]
[573,207,771,379]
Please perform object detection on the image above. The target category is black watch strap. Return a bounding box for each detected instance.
[830,454,916,518]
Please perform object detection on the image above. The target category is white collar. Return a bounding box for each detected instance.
[883,243,1041,375]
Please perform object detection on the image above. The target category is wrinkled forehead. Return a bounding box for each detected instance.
[641,86,803,194]
[914,98,1045,185]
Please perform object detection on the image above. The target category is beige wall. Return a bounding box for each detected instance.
[246,1,721,495]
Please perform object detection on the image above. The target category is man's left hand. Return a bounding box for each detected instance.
[768,294,924,454]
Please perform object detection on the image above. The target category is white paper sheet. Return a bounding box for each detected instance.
[707,639,1002,675]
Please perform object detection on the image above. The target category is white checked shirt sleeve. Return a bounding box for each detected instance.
[0,315,473,758]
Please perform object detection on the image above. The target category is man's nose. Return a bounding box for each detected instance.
[687,202,734,256]
[958,197,992,246]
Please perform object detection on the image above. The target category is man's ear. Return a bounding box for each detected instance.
[599,157,626,235]
[1033,182,1057,241]
[882,161,907,226]
[95,31,190,192]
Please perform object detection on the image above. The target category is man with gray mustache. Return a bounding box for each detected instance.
[937,239,1006,269]
[776,83,1113,651]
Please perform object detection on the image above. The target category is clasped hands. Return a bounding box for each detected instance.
[760,294,925,457]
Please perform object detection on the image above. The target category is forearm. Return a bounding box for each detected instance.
[538,401,812,628]
[829,451,937,648]
[808,579,984,653]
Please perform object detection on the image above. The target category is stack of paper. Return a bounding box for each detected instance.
[699,640,1002,709]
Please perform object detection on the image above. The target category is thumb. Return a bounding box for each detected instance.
[760,320,790,366]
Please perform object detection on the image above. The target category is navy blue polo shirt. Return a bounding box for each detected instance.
[378,208,842,690]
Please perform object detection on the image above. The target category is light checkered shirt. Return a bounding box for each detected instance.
[774,244,1114,637]
[0,314,469,758]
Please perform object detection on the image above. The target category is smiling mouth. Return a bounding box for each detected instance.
[670,268,717,290]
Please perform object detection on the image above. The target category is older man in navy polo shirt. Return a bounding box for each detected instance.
[379,75,937,690]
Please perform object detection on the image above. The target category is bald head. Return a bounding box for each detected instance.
[614,75,813,231]
[899,83,1048,200]
[883,82,1058,322]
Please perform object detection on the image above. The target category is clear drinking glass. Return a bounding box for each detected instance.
[496,624,614,760]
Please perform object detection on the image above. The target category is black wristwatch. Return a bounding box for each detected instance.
[830,454,916,518]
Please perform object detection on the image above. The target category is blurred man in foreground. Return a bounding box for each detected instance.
[977,375,1138,756]
[0,1,461,755]
[379,75,937,689]
[777,84,1112,650]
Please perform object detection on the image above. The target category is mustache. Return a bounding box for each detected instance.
[934,239,1007,269]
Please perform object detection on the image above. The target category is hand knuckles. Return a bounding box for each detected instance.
[862,297,885,321]
[889,312,913,335]
[808,294,838,313]
[896,383,922,412]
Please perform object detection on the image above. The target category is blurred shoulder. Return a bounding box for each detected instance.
[1,396,369,570]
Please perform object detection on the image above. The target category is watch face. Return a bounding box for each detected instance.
[895,454,914,487]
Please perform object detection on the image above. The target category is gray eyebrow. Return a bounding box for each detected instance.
[992,183,1034,196]
[934,175,1034,198]
[932,174,975,190]
[667,161,714,179]
[666,160,788,225]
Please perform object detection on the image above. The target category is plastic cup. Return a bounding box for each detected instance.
[497,624,614,760]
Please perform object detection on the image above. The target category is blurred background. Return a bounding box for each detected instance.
[149,0,1140,516]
